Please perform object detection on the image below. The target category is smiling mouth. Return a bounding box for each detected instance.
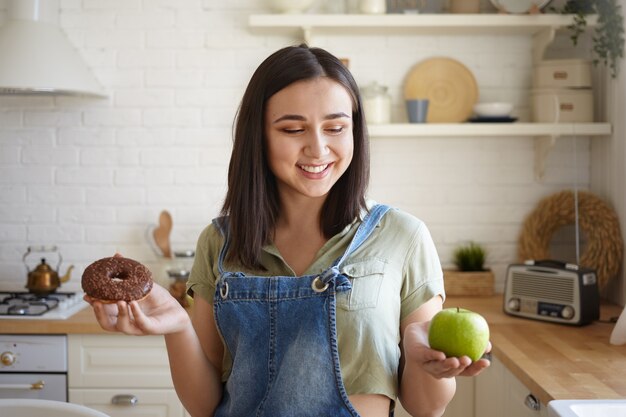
[299,164,329,174]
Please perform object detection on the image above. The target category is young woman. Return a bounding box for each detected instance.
[87,44,491,417]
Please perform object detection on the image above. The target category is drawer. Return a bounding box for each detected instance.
[70,388,185,417]
[69,335,173,388]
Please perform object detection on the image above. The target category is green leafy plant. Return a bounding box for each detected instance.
[453,242,487,272]
[555,0,625,78]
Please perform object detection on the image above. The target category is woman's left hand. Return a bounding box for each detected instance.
[403,321,492,379]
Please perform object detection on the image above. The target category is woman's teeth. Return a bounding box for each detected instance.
[300,164,328,174]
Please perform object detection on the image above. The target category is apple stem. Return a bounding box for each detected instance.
[457,306,460,313]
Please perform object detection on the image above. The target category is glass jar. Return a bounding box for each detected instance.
[358,0,386,14]
[361,81,392,124]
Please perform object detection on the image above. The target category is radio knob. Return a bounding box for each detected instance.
[507,298,521,312]
[561,306,575,320]
[0,351,16,366]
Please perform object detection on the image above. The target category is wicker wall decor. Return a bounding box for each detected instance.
[518,190,624,290]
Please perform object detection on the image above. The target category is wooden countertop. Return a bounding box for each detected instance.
[2,295,625,404]
[445,296,626,405]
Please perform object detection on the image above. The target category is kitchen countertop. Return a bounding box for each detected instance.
[1,295,625,404]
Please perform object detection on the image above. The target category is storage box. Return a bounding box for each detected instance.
[531,88,594,123]
[443,269,494,296]
[533,59,592,88]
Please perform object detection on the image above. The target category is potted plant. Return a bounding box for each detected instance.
[443,242,494,296]
[554,0,625,78]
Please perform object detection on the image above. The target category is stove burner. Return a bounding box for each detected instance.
[0,292,74,317]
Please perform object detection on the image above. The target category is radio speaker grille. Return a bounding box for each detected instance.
[511,272,574,303]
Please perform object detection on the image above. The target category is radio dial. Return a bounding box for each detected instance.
[561,306,575,320]
[0,351,16,366]
[507,298,521,312]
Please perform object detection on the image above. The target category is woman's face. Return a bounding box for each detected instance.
[264,77,354,203]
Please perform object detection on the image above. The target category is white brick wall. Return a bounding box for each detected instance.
[0,0,597,293]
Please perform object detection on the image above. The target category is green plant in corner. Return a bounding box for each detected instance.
[453,242,487,272]
[555,0,625,78]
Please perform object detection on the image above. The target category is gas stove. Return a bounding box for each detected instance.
[0,291,88,320]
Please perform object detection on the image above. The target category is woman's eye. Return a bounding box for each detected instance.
[282,128,304,134]
[326,126,346,134]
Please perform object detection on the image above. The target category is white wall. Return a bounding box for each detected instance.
[0,0,599,293]
[590,0,626,305]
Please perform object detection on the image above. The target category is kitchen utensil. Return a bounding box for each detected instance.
[23,246,73,296]
[406,99,429,123]
[473,102,513,117]
[403,57,478,123]
[153,210,173,258]
[490,0,552,14]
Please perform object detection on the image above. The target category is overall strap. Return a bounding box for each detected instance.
[319,204,391,284]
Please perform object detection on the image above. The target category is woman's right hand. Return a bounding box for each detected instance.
[84,283,191,336]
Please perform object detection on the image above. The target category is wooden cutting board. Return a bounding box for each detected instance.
[403,57,478,123]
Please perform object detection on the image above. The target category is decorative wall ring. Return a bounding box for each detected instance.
[518,190,623,291]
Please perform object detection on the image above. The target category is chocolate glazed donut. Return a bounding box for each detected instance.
[82,256,153,302]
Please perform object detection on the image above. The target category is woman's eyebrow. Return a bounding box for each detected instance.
[272,112,351,124]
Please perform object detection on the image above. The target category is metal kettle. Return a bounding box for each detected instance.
[23,246,74,295]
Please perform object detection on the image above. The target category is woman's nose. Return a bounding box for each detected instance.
[304,130,329,157]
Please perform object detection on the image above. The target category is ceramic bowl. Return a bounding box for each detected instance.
[473,102,514,117]
[266,0,316,13]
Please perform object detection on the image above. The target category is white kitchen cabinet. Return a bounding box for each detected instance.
[68,334,186,417]
[394,376,474,417]
[475,356,548,417]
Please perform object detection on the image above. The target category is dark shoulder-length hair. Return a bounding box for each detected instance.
[220,44,369,269]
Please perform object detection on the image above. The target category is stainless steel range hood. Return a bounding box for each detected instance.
[0,0,106,97]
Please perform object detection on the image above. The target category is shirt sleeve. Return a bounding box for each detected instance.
[186,224,222,304]
[399,221,445,321]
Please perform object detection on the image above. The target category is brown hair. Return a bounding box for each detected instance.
[221,44,369,269]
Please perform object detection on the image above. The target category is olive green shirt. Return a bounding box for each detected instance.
[187,202,445,401]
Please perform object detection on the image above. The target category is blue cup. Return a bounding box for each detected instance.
[406,99,429,123]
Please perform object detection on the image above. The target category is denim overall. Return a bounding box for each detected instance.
[212,204,391,417]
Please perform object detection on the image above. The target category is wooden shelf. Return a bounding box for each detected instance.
[368,123,611,180]
[367,122,611,138]
[249,14,598,57]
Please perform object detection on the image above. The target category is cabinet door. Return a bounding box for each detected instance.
[69,334,173,388]
[475,355,505,417]
[394,376,474,417]
[505,366,548,417]
[70,388,185,417]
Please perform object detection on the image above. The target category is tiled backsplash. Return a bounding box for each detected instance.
[0,1,590,293]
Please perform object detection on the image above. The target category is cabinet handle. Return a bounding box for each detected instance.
[111,394,138,406]
[0,380,45,390]
[524,394,540,411]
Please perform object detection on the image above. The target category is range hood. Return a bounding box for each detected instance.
[0,0,106,97]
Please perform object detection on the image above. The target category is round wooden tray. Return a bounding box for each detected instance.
[403,57,478,123]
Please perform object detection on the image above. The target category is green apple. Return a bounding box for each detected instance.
[428,307,490,362]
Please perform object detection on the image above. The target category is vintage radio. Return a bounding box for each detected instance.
[503,260,600,325]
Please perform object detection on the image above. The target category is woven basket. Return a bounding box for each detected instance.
[443,269,495,296]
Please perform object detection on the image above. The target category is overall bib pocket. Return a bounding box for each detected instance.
[337,258,386,310]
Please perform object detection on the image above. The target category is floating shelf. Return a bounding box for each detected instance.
[248,14,598,60]
[367,123,612,180]
[367,123,611,138]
